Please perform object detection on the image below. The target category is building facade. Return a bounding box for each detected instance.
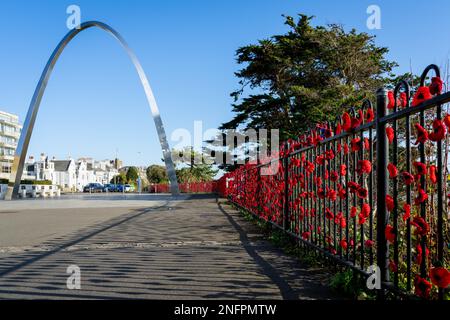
[0,110,21,180]
[25,154,119,191]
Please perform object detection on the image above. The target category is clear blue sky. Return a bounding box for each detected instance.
[1,0,450,166]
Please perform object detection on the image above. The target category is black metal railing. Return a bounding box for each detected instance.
[221,64,449,300]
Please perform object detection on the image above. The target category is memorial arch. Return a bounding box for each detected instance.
[5,21,179,199]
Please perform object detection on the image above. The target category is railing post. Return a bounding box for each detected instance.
[283,142,290,232]
[376,88,390,300]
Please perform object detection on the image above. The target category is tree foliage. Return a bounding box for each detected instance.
[126,166,139,183]
[146,165,168,183]
[221,14,399,140]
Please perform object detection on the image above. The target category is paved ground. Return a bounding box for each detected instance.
[0,194,340,299]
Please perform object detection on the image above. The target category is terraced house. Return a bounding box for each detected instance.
[0,110,21,180]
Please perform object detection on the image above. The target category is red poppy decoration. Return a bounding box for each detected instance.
[386,195,395,212]
[444,113,450,129]
[429,119,446,142]
[350,206,357,218]
[340,239,348,250]
[429,165,437,184]
[350,137,362,152]
[356,187,368,199]
[342,112,352,131]
[387,91,395,109]
[403,203,411,222]
[413,162,427,176]
[385,224,396,243]
[414,275,432,299]
[399,92,408,107]
[325,208,334,220]
[411,216,430,236]
[365,108,374,123]
[340,164,347,176]
[412,86,433,107]
[414,123,429,145]
[302,232,311,240]
[386,126,394,144]
[357,160,372,175]
[429,267,450,289]
[387,163,398,179]
[365,239,374,248]
[429,76,443,95]
[402,171,415,185]
[414,188,428,205]
[389,260,398,273]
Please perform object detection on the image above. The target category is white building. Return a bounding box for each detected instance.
[0,110,22,180]
[25,154,119,191]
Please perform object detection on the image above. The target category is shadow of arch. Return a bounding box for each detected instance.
[6,21,179,199]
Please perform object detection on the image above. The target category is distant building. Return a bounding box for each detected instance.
[25,154,119,191]
[0,110,22,180]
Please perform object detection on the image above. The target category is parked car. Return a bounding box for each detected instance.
[103,184,116,192]
[116,184,134,193]
[83,183,104,193]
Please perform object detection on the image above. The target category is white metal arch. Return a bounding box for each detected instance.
[5,21,179,199]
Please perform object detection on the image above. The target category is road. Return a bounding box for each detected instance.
[0,194,340,299]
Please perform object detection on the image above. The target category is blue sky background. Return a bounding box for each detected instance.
[1,0,450,166]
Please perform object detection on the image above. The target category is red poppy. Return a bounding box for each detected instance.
[337,185,346,199]
[340,164,347,176]
[402,171,415,185]
[351,115,362,130]
[414,123,429,145]
[414,275,432,299]
[403,203,411,222]
[365,239,374,248]
[330,170,339,182]
[413,162,427,175]
[386,126,394,144]
[360,203,371,218]
[358,213,366,225]
[357,160,372,175]
[429,76,443,95]
[291,157,301,167]
[429,165,437,184]
[356,187,368,199]
[340,239,348,250]
[363,138,370,150]
[385,224,396,243]
[412,86,433,107]
[306,161,315,173]
[347,181,360,193]
[414,188,428,205]
[327,188,337,201]
[389,260,398,273]
[343,143,349,154]
[444,113,450,129]
[387,163,398,179]
[386,195,395,212]
[350,137,362,152]
[335,123,342,135]
[429,267,450,288]
[399,92,408,107]
[429,119,446,142]
[342,112,352,131]
[387,91,395,109]
[411,216,430,236]
[350,206,357,218]
[416,244,429,265]
[302,231,311,240]
[365,108,374,122]
[325,208,334,220]
[315,176,322,186]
